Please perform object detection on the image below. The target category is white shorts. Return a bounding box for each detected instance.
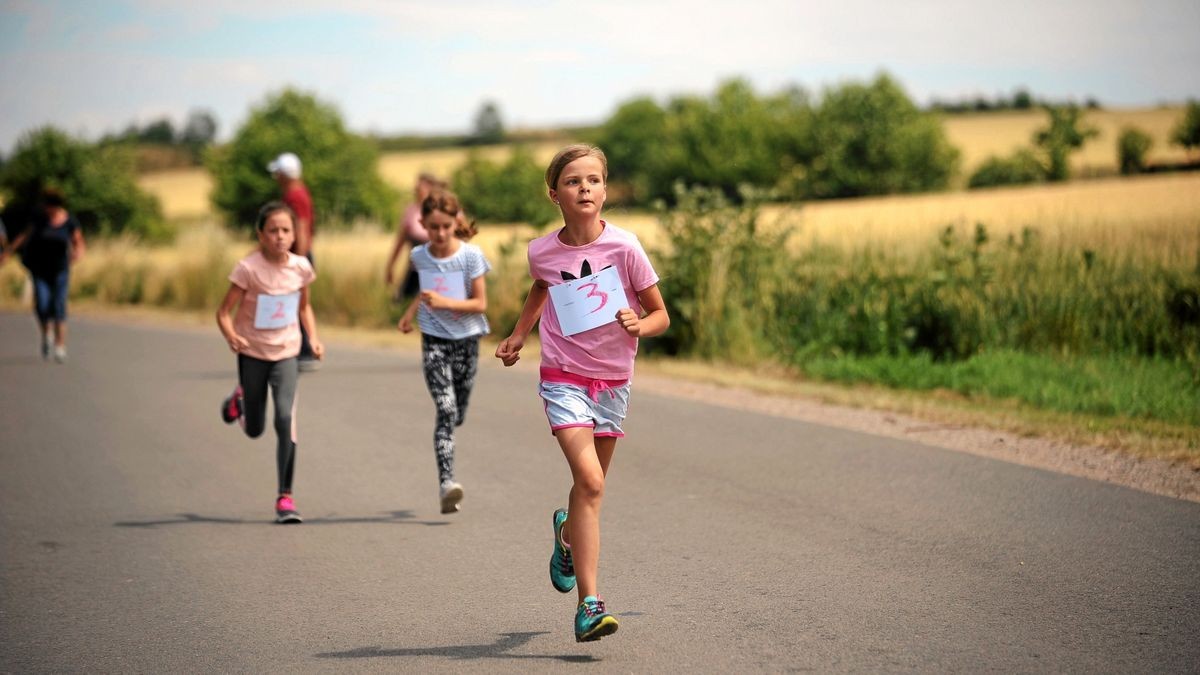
[539,380,631,438]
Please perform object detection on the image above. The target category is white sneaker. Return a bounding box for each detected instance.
[439,481,464,514]
[53,345,67,363]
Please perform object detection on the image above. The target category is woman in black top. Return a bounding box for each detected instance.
[0,189,86,362]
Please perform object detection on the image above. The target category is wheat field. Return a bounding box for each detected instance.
[140,107,1193,222]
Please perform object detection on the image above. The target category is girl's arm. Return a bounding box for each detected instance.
[421,275,487,314]
[70,227,86,263]
[384,231,407,285]
[397,297,419,333]
[616,283,670,338]
[216,283,251,353]
[298,286,324,359]
[495,280,548,367]
[0,229,30,265]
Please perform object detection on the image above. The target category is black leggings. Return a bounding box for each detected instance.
[238,354,299,494]
[421,335,479,484]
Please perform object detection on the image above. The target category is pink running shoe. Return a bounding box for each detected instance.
[221,386,244,425]
[275,495,302,524]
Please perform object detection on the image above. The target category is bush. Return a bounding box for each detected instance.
[0,127,169,241]
[208,88,397,228]
[451,146,559,228]
[1170,100,1200,157]
[968,149,1045,188]
[649,183,792,361]
[597,74,957,205]
[1117,126,1154,175]
[806,74,960,198]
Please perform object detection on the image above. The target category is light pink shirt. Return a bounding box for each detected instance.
[528,222,659,380]
[401,203,428,245]
[229,250,316,362]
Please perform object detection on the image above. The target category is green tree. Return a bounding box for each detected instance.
[596,96,669,204]
[0,126,167,240]
[138,118,176,144]
[180,108,218,162]
[208,88,396,228]
[807,74,959,198]
[1033,105,1098,181]
[1171,100,1200,159]
[470,101,505,145]
[1117,126,1153,175]
[452,146,558,228]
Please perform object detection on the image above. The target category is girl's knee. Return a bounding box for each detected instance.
[574,473,605,502]
[274,413,293,436]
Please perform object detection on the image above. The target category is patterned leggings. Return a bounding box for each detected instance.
[421,334,479,484]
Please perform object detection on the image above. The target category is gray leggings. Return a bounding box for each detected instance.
[238,354,299,494]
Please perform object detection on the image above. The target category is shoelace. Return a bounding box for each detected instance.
[555,545,574,573]
[582,599,606,618]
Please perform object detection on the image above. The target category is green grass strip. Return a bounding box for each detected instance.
[800,350,1200,426]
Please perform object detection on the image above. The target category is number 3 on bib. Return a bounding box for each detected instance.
[548,266,623,336]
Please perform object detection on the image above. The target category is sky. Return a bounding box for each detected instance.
[1,0,1198,154]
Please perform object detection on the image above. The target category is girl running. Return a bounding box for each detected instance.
[215,201,324,524]
[495,144,669,642]
[398,190,490,514]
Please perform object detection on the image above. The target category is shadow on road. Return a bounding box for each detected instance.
[113,510,451,528]
[315,631,598,664]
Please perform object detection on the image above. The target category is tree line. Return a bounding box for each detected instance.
[2,77,1199,240]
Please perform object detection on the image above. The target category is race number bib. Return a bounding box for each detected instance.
[254,291,300,330]
[548,266,624,337]
[418,269,467,300]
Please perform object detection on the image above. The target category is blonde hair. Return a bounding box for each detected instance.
[545,144,608,192]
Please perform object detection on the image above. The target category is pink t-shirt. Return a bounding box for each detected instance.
[229,250,317,362]
[401,202,428,245]
[528,221,659,380]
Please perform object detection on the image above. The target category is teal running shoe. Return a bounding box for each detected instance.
[574,596,618,642]
[550,508,575,592]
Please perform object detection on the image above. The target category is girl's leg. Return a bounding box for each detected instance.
[556,426,609,603]
[51,269,69,347]
[32,275,51,354]
[561,436,617,544]
[268,357,299,494]
[421,335,458,484]
[450,337,479,427]
[237,354,272,438]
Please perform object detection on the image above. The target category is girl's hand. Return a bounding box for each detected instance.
[310,339,325,360]
[398,316,414,333]
[227,333,251,354]
[617,308,641,336]
[495,335,524,367]
[420,290,450,310]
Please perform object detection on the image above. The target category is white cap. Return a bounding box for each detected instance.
[267,152,302,178]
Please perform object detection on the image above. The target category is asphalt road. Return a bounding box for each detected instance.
[2,312,1198,673]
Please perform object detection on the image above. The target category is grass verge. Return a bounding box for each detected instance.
[640,354,1200,469]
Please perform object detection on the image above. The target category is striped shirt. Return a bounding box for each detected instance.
[412,242,491,340]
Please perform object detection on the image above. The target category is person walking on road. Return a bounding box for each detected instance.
[397,190,490,514]
[216,201,324,524]
[0,188,86,363]
[494,144,669,642]
[268,152,320,372]
[385,172,436,303]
